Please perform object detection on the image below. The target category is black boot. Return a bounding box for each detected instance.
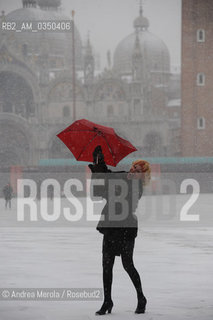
[135,296,147,314]
[95,300,113,315]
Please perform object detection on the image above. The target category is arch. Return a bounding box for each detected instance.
[0,113,36,165]
[0,45,41,107]
[0,71,35,118]
[0,116,34,166]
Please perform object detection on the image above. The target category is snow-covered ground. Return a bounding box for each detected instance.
[0,196,213,320]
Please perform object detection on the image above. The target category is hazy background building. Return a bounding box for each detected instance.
[0,0,181,167]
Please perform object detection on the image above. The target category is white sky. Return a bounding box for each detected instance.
[1,0,181,69]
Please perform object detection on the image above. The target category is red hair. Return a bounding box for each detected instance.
[132,159,151,185]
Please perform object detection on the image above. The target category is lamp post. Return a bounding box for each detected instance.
[71,10,76,121]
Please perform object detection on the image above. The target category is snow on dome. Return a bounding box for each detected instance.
[113,6,170,77]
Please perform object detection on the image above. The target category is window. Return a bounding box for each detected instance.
[63,106,70,117]
[197,117,205,129]
[107,105,113,117]
[197,29,205,42]
[197,73,205,86]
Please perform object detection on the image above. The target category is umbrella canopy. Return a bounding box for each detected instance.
[57,119,137,167]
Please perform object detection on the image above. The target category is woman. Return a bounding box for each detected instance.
[89,146,151,315]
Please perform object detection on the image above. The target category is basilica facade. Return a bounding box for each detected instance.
[0,0,180,167]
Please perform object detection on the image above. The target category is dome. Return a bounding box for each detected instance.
[3,6,82,69]
[113,31,170,76]
[113,7,170,77]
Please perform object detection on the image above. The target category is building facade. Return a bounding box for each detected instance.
[181,0,213,156]
[0,0,180,167]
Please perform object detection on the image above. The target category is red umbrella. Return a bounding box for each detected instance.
[57,119,137,167]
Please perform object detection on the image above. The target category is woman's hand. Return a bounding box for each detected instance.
[93,145,105,164]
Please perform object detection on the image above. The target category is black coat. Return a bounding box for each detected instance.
[89,163,143,241]
[3,185,13,200]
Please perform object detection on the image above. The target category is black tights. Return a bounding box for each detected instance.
[102,249,144,302]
